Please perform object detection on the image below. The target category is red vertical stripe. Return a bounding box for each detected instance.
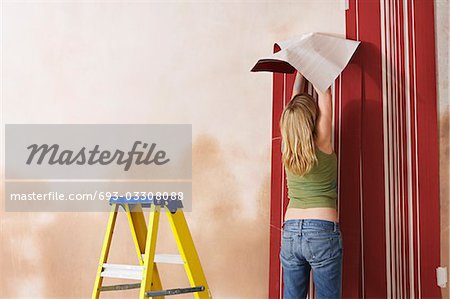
[393,0,400,297]
[358,0,389,296]
[398,1,410,297]
[399,1,411,297]
[268,44,284,299]
[285,73,295,105]
[406,0,420,296]
[339,62,363,298]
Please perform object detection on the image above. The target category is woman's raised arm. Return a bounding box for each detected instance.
[313,85,333,152]
[291,71,306,100]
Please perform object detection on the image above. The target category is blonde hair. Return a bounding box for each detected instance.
[280,93,319,177]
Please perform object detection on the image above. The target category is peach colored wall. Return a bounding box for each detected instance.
[436,0,449,298]
[0,2,345,298]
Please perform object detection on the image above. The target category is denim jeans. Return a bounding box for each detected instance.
[280,219,343,299]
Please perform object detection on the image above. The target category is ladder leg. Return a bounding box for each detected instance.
[125,204,147,265]
[92,204,119,299]
[125,204,164,298]
[139,204,161,299]
[151,264,164,298]
[166,209,212,299]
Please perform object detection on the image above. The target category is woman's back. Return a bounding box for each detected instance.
[285,146,338,209]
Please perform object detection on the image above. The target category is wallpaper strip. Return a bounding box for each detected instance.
[269,0,440,298]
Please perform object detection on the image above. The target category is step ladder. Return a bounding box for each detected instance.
[92,196,212,298]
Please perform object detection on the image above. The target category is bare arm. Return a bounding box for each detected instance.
[313,85,333,151]
[291,71,306,100]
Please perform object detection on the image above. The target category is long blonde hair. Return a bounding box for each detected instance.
[280,93,319,177]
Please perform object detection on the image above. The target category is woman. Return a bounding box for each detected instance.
[279,71,343,299]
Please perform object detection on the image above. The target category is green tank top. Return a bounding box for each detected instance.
[285,147,338,209]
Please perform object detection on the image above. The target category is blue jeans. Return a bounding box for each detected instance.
[280,219,343,299]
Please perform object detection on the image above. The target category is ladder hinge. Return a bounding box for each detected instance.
[436,266,448,288]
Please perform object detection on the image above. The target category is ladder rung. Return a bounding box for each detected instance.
[142,254,184,264]
[103,263,144,271]
[100,283,141,292]
[101,264,143,280]
[155,254,184,264]
[145,286,205,297]
[99,255,184,281]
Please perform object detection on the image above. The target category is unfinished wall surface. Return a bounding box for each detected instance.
[0,2,345,298]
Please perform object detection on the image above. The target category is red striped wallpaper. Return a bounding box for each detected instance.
[268,1,441,298]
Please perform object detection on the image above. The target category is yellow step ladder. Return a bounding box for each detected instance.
[92,196,212,298]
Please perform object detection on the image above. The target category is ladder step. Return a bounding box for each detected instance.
[100,255,184,280]
[145,286,205,297]
[100,283,141,292]
[101,264,143,280]
[103,263,144,271]
[154,254,184,264]
[138,254,184,264]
